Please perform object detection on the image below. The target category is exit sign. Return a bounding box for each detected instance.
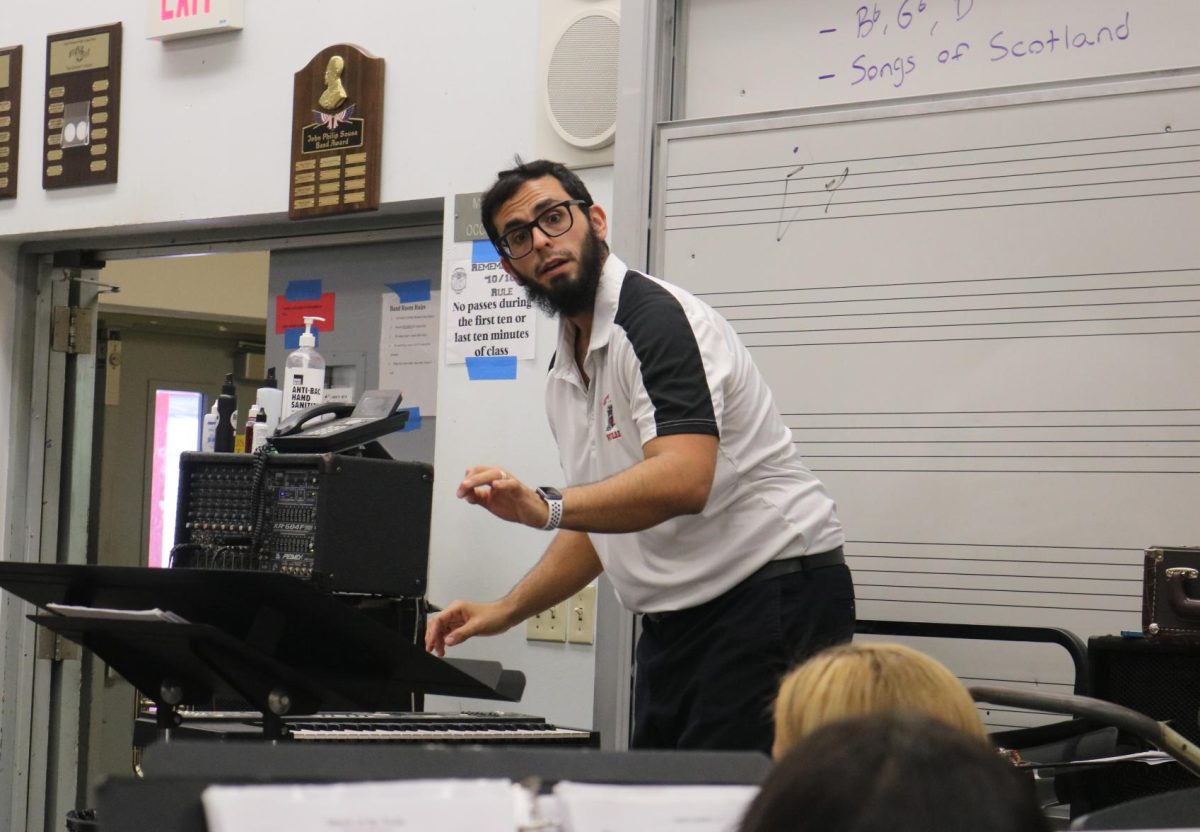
[146,0,244,41]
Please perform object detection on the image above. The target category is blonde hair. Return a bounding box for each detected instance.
[772,642,988,758]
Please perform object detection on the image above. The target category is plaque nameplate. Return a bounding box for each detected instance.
[44,24,121,189]
[50,33,110,75]
[288,44,383,220]
[0,45,20,198]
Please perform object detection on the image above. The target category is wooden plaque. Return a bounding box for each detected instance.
[0,45,22,200]
[43,22,122,190]
[289,44,384,220]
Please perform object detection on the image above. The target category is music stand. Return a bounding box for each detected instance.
[0,563,525,739]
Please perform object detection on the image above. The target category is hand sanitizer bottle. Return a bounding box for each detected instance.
[283,316,326,419]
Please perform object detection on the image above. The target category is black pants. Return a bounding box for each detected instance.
[632,561,855,753]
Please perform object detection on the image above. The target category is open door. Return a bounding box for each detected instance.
[0,255,101,832]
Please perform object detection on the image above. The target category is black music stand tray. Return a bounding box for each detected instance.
[0,563,525,739]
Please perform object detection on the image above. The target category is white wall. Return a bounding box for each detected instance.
[0,0,544,236]
[0,0,613,732]
[426,167,613,728]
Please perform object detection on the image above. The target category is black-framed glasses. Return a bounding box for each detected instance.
[496,199,588,259]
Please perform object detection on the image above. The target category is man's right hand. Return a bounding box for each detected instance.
[424,600,515,656]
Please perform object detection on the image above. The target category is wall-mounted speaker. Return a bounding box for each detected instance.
[537,1,620,166]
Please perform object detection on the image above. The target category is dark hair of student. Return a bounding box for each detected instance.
[480,157,595,249]
[738,712,1050,832]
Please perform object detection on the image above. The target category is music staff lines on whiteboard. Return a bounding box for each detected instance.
[710,281,1200,311]
[698,267,1200,299]
[665,126,1200,181]
[663,127,1200,233]
[676,172,1200,220]
[784,408,1200,473]
[752,327,1200,347]
[669,154,1200,203]
[726,296,1200,323]
[856,595,1135,614]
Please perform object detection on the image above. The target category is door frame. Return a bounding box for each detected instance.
[0,204,443,832]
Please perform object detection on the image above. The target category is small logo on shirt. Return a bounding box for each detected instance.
[602,394,622,441]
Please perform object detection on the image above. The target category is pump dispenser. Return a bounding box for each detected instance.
[214,373,238,453]
[256,366,284,436]
[283,316,326,418]
[250,408,270,452]
[202,401,219,452]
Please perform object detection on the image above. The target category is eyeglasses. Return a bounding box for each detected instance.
[495,199,588,260]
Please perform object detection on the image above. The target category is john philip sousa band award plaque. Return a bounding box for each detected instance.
[0,45,22,200]
[289,44,384,220]
[43,23,122,189]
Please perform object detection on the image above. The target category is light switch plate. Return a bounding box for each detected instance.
[567,585,597,645]
[526,601,568,642]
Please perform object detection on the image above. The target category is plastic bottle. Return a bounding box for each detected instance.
[250,409,270,453]
[283,316,326,419]
[242,403,259,453]
[256,366,284,436]
[201,401,218,453]
[214,373,238,453]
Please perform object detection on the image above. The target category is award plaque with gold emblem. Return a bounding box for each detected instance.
[289,44,384,220]
[43,23,122,189]
[0,45,22,200]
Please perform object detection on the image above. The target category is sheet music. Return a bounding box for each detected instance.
[202,779,519,832]
[554,782,759,832]
[45,603,189,623]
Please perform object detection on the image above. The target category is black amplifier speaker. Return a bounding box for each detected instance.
[173,452,433,598]
[1061,636,1200,815]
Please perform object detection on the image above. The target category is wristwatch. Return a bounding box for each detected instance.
[535,486,564,531]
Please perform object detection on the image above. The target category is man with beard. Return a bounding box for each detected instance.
[426,159,854,753]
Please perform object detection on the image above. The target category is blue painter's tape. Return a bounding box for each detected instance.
[466,356,517,380]
[397,407,422,432]
[472,239,500,265]
[386,280,432,303]
[285,279,322,301]
[283,327,319,349]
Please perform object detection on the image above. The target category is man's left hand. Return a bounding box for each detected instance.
[457,466,548,528]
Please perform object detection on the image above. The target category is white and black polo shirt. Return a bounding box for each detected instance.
[546,254,844,613]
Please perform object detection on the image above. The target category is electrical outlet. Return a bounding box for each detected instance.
[526,601,568,642]
[567,585,597,645]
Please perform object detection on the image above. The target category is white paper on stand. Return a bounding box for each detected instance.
[202,778,519,832]
[46,603,189,624]
[554,781,759,832]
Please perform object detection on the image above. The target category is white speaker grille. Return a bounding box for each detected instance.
[546,13,619,148]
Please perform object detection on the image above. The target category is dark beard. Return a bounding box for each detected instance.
[521,224,606,318]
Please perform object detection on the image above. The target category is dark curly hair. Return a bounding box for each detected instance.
[479,157,594,251]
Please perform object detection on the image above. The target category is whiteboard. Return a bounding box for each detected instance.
[654,73,1200,720]
[682,0,1200,119]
